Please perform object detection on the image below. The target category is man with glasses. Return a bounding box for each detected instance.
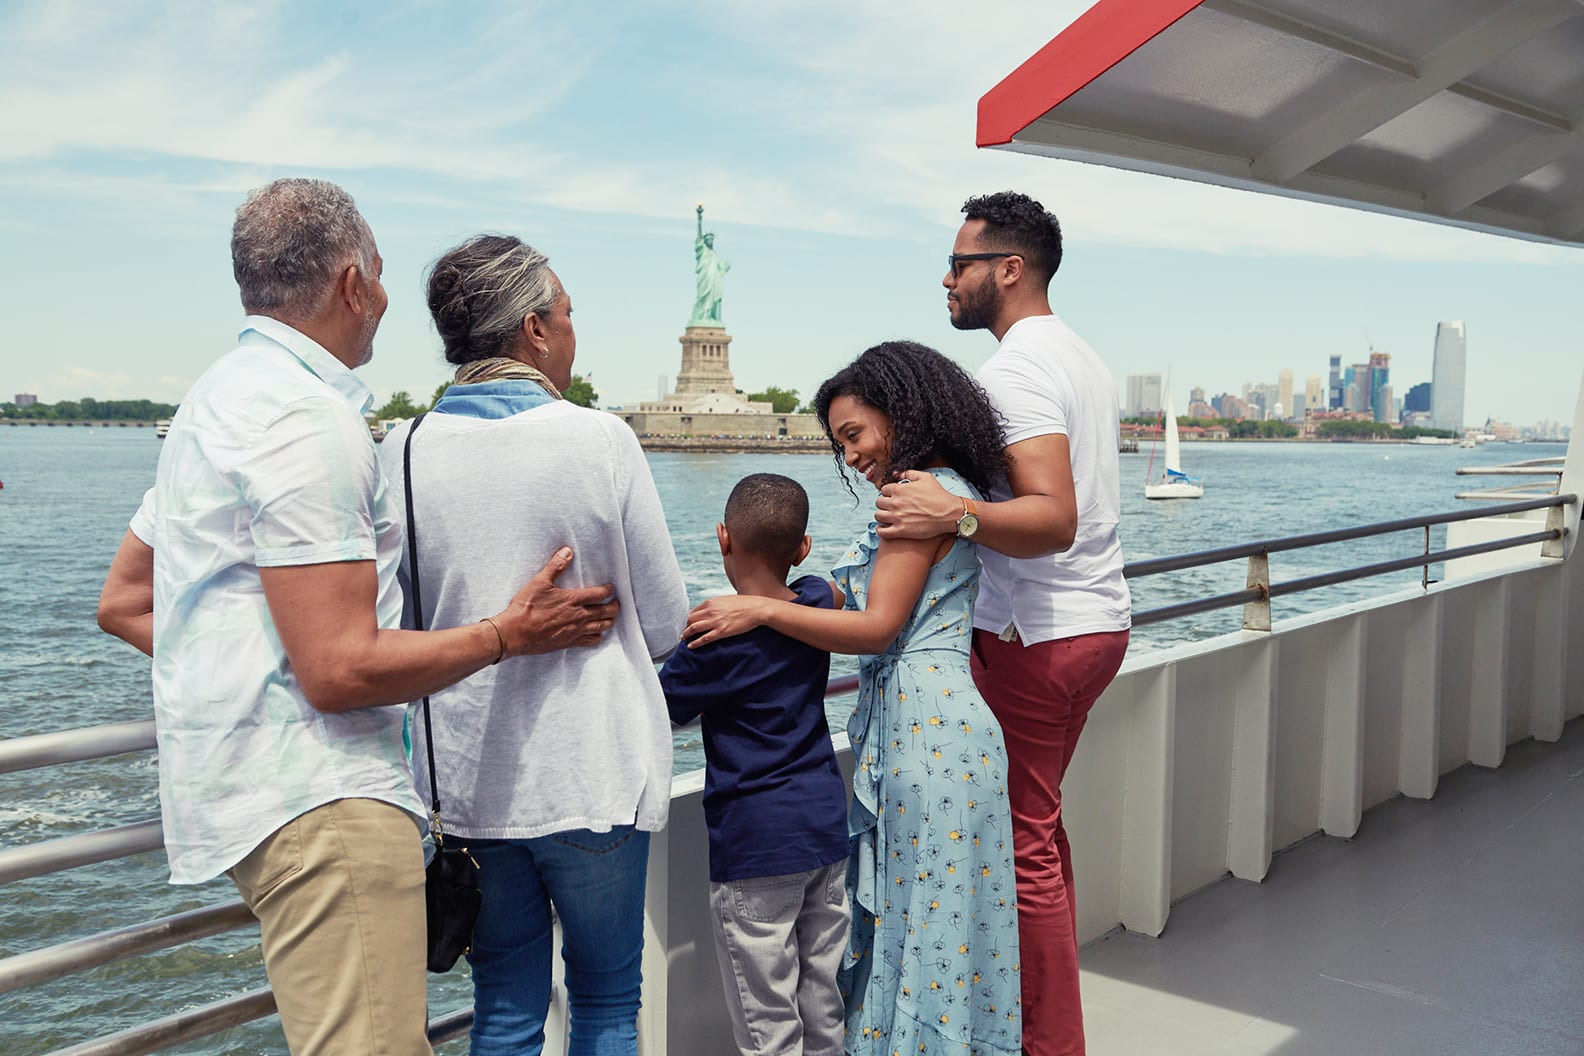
[874,190,1130,1056]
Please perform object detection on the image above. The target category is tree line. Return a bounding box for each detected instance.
[376,381,808,420]
[1122,416,1459,441]
[374,375,601,420]
[0,397,179,421]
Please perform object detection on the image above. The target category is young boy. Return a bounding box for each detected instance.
[660,473,851,1056]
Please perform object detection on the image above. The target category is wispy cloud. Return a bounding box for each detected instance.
[0,0,1575,266]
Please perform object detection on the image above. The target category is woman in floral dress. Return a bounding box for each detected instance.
[684,341,1022,1056]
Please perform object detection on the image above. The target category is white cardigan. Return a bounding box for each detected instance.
[379,401,689,838]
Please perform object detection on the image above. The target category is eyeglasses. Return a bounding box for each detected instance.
[947,252,1017,278]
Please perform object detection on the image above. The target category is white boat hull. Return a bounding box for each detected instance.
[1145,481,1205,499]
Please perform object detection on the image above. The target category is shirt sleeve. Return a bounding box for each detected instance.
[610,420,690,660]
[128,487,156,545]
[979,347,1072,446]
[658,643,720,726]
[231,396,382,568]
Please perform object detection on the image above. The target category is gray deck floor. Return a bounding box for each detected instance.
[1080,717,1584,1055]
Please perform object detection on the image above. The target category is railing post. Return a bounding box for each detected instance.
[1242,553,1271,631]
[1540,501,1566,560]
[1118,665,1174,936]
[1227,635,1278,882]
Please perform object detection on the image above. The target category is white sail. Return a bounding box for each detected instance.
[1163,391,1182,474]
[1145,386,1204,499]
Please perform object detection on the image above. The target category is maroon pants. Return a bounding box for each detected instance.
[971,627,1129,1056]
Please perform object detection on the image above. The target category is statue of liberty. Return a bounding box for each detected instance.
[689,204,730,326]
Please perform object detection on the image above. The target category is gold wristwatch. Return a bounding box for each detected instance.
[955,497,980,539]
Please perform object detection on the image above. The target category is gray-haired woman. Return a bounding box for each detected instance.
[378,235,688,1056]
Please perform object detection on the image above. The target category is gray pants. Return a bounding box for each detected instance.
[709,860,850,1056]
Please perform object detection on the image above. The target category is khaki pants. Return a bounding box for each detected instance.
[710,861,850,1056]
[229,798,432,1056]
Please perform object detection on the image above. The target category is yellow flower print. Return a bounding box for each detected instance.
[981,865,992,876]
[959,943,970,954]
[928,716,942,726]
[929,980,942,991]
[939,1014,950,1025]
[898,691,907,701]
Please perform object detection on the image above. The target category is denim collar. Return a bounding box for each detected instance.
[432,379,558,420]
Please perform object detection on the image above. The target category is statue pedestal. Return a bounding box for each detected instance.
[674,326,736,396]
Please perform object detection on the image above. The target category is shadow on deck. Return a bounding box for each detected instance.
[1081,717,1584,1054]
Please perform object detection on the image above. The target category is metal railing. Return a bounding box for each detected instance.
[1123,492,1573,631]
[2,488,1574,1054]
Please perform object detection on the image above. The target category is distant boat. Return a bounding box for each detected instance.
[154,419,171,439]
[1144,391,1204,500]
[1459,436,1477,448]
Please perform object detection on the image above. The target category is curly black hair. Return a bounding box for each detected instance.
[813,340,1008,499]
[962,191,1063,285]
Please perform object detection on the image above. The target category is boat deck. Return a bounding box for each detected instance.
[1081,716,1584,1055]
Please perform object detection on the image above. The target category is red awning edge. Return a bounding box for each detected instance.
[976,0,1206,148]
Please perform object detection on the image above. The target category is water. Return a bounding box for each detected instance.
[0,425,1565,1053]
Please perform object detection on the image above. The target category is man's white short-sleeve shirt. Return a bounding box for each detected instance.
[973,314,1131,643]
[131,316,420,885]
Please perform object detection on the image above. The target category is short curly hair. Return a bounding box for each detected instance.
[724,473,809,564]
[962,191,1063,285]
[813,341,1007,499]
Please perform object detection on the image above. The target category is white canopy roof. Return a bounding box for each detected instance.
[977,0,1584,247]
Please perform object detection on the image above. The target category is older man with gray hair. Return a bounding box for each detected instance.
[97,178,620,1056]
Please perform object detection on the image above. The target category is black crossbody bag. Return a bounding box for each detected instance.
[402,412,483,973]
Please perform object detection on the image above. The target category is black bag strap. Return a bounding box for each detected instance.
[400,413,446,843]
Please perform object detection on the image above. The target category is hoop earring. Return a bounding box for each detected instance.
[537,345,550,359]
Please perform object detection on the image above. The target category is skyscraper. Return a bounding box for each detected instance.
[1431,321,1466,432]
[1278,369,1294,421]
[1404,382,1431,413]
[1125,373,1163,418]
[1369,351,1391,422]
[1328,355,1343,409]
[1305,375,1323,416]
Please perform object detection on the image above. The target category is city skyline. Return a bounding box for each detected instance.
[1,2,1581,428]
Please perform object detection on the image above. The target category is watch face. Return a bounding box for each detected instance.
[957,512,979,538]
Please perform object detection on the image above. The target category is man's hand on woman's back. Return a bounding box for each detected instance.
[496,546,619,656]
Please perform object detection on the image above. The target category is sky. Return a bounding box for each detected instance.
[1,0,1581,429]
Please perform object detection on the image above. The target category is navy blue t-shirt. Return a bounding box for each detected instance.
[660,575,849,883]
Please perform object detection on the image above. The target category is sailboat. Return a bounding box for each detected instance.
[1144,390,1204,499]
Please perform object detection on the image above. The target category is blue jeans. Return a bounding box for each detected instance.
[466,826,650,1056]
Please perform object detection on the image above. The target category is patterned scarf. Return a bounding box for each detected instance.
[452,356,562,401]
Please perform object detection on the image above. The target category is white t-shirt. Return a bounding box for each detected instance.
[973,314,1131,643]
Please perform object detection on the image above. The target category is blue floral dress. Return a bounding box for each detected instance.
[834,468,1021,1056]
